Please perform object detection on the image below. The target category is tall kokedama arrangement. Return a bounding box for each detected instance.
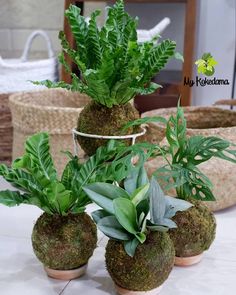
[35,0,180,155]
[0,132,149,280]
[84,168,192,295]
[153,105,236,266]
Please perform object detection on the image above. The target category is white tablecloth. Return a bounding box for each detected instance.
[0,176,235,295]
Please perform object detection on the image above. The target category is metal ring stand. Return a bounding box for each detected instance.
[72,127,146,156]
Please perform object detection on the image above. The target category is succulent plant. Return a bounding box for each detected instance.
[83,167,192,257]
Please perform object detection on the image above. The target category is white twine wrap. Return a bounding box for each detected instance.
[72,127,146,156]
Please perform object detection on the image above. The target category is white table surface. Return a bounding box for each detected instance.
[0,176,236,295]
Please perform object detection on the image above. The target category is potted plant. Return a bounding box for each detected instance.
[34,0,181,156]
[0,132,148,279]
[83,167,192,294]
[150,105,236,266]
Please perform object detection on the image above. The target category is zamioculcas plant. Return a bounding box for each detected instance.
[83,168,192,295]
[34,0,181,155]
[152,104,236,266]
[0,132,151,280]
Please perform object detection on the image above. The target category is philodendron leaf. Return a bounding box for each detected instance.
[92,209,111,223]
[97,216,131,240]
[131,183,150,206]
[149,177,166,224]
[113,198,139,235]
[124,165,149,195]
[124,238,140,257]
[0,190,29,207]
[164,196,193,219]
[83,183,130,214]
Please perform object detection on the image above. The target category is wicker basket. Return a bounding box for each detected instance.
[142,106,236,211]
[0,93,13,165]
[9,89,90,175]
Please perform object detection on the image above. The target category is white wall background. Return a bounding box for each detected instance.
[125,0,236,106]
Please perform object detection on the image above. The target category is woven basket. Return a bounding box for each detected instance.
[142,106,236,211]
[0,93,13,165]
[9,89,90,175]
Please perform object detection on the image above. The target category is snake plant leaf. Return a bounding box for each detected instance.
[131,183,150,206]
[0,190,29,207]
[124,165,149,195]
[83,183,130,214]
[97,215,131,240]
[113,197,139,234]
[124,238,140,257]
[92,209,111,223]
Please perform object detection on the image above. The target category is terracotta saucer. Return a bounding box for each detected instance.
[175,253,203,266]
[115,284,163,295]
[44,263,87,280]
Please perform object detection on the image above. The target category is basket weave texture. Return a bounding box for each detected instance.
[9,89,89,175]
[142,106,236,211]
[0,93,13,165]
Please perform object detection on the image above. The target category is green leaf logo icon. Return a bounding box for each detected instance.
[195,53,218,76]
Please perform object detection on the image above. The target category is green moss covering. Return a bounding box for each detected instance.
[105,231,175,291]
[169,199,216,257]
[31,212,97,270]
[77,101,139,155]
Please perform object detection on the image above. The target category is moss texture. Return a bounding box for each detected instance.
[77,101,139,155]
[105,231,175,291]
[31,212,97,270]
[169,199,216,257]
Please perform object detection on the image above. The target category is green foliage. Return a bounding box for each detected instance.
[0,133,154,215]
[84,169,192,257]
[153,104,236,201]
[195,52,218,76]
[35,0,178,108]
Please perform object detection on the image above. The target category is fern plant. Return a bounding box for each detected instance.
[34,0,180,108]
[0,132,154,215]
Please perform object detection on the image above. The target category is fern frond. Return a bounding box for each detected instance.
[142,39,176,84]
[65,5,88,64]
[86,10,102,69]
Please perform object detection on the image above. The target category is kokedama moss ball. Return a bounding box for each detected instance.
[105,231,175,291]
[32,212,97,270]
[77,101,139,155]
[169,199,216,257]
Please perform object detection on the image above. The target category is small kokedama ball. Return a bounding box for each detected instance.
[32,212,97,270]
[169,199,216,257]
[105,231,175,291]
[77,101,139,155]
